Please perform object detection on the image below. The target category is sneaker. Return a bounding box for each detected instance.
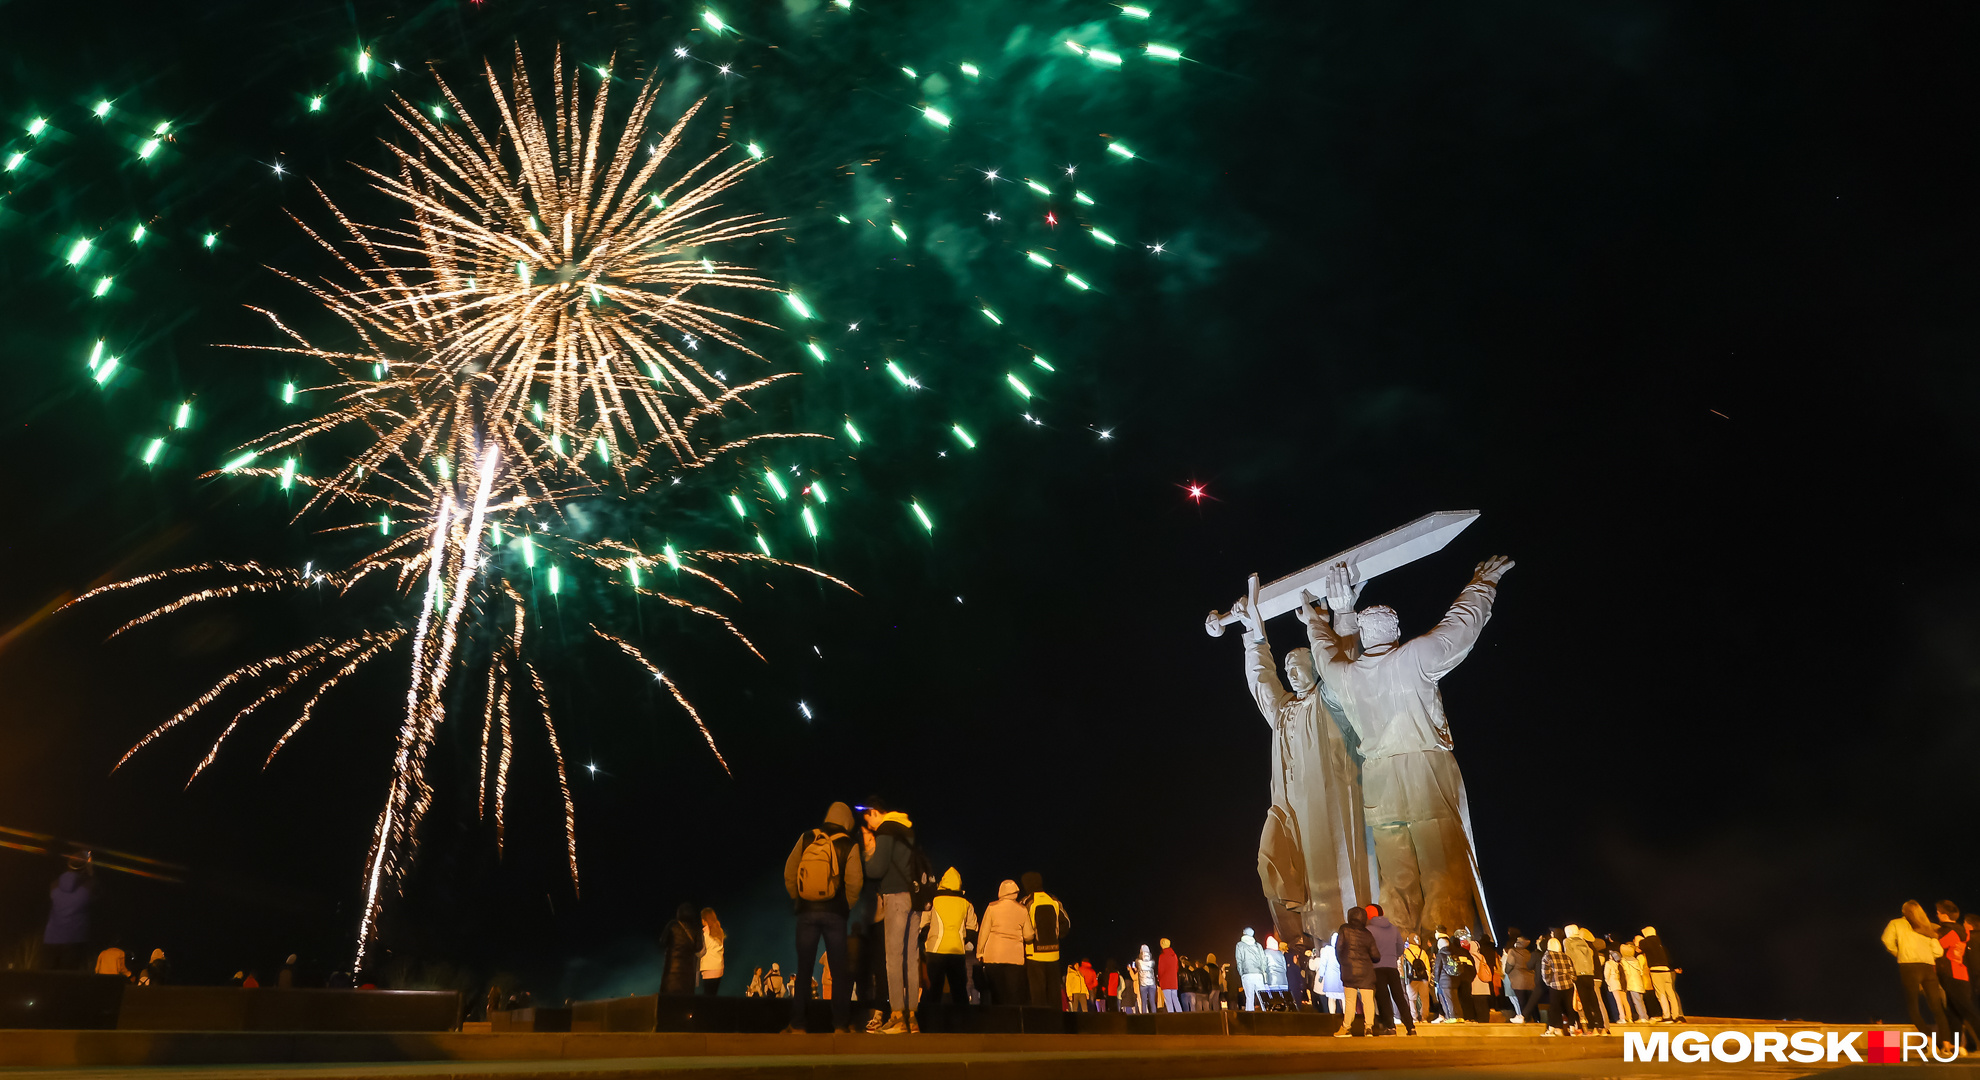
[864,1013,885,1034]
[907,1014,920,1035]
[1333,1030,1352,1038]
[1510,1016,1526,1024]
[878,1012,908,1035]
[1542,1028,1559,1037]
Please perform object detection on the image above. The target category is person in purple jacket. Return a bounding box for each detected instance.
[1364,904,1416,1035]
[42,857,95,971]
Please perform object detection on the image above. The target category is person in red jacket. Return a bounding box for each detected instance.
[1158,938,1182,1012]
[1936,903,1980,1049]
[1079,959,1099,1011]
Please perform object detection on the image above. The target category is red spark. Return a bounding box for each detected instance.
[1045,211,1058,226]
[1185,483,1206,503]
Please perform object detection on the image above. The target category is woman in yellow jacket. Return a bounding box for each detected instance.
[919,868,978,1008]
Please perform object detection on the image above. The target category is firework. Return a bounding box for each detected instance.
[68,50,849,971]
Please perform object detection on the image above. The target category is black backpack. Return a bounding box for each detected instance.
[905,841,940,911]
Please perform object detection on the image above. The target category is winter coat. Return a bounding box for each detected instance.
[1434,942,1472,986]
[920,868,978,955]
[1080,960,1099,994]
[1315,944,1342,994]
[785,802,865,914]
[1137,947,1156,987]
[1335,911,1380,990]
[862,812,916,896]
[1065,966,1087,997]
[1540,946,1574,991]
[1235,934,1268,977]
[698,933,725,977]
[978,880,1032,966]
[1504,940,1536,990]
[44,871,92,946]
[1623,953,1650,993]
[1401,941,1432,982]
[1602,956,1623,992]
[660,916,702,994]
[1157,947,1179,990]
[1022,883,1069,962]
[1366,914,1404,967]
[1563,936,1595,978]
[1263,944,1288,990]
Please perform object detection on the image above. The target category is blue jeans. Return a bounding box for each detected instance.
[1140,985,1157,1012]
[793,910,850,1031]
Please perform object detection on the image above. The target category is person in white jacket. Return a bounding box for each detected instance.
[1883,901,1952,1053]
[1314,934,1343,1014]
[1306,558,1512,941]
[977,880,1032,1006]
[1236,928,1268,1011]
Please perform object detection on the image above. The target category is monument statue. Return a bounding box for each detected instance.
[1302,555,1512,942]
[1227,592,1367,945]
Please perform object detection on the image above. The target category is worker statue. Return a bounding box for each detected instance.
[1300,555,1513,942]
[1228,593,1369,946]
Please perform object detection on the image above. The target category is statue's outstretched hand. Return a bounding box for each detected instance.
[1473,555,1515,585]
[1232,595,1262,639]
[1296,590,1321,628]
[1324,563,1357,613]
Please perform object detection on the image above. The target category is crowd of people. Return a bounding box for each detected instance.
[1881,899,1979,1058]
[644,798,1694,1037]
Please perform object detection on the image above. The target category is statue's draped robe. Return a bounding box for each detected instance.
[1308,580,1496,943]
[1246,638,1369,944]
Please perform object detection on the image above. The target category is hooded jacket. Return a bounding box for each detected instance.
[1020,873,1069,962]
[1335,909,1380,989]
[1366,913,1404,968]
[978,879,1032,965]
[1563,932,1595,978]
[1504,938,1536,990]
[920,867,978,955]
[1137,945,1155,987]
[1314,941,1341,994]
[862,811,916,896]
[785,802,865,914]
[1236,931,1267,977]
[1401,939,1431,982]
[1638,929,1675,971]
[1263,940,1288,990]
[44,870,93,946]
[1157,945,1179,990]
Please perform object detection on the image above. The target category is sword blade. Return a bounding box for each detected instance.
[1212,510,1481,630]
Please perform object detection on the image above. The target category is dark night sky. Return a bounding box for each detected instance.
[3,0,1979,1027]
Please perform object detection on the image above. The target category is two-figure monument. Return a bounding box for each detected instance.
[1205,512,1511,945]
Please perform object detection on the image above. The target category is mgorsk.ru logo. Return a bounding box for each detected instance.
[1624,1029,1962,1064]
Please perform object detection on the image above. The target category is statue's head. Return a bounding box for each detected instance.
[1284,647,1317,693]
[1358,605,1400,648]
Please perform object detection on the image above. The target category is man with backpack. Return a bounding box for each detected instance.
[860,801,925,1034]
[1019,871,1071,1009]
[782,801,863,1034]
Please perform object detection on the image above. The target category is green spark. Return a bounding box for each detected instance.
[27,118,47,136]
[153,121,169,135]
[702,9,728,33]
[981,307,1002,325]
[1032,355,1056,372]
[1089,48,1123,66]
[93,356,118,384]
[1108,142,1137,159]
[142,438,164,465]
[951,424,976,448]
[1065,272,1092,290]
[747,141,763,159]
[174,401,191,428]
[1006,373,1033,399]
[1025,179,1051,196]
[597,436,610,463]
[628,560,641,587]
[131,224,146,243]
[785,292,814,319]
[802,507,819,538]
[548,565,561,595]
[282,382,296,404]
[4,152,23,172]
[836,214,850,223]
[754,532,771,556]
[93,101,112,118]
[356,50,372,76]
[88,341,104,369]
[765,468,789,500]
[521,535,536,567]
[550,434,564,456]
[960,62,980,77]
[1122,4,1152,17]
[886,361,917,387]
[844,419,863,444]
[280,457,296,490]
[1065,40,1088,55]
[203,233,217,249]
[373,362,386,380]
[532,402,545,422]
[729,493,748,518]
[890,221,907,242]
[595,65,611,79]
[137,139,160,160]
[806,342,827,363]
[1074,190,1095,206]
[380,514,392,535]
[1091,228,1118,246]
[1146,43,1183,61]
[222,451,258,473]
[93,277,112,297]
[901,66,919,79]
[811,484,829,504]
[435,455,451,480]
[646,360,667,382]
[664,544,680,569]
[833,0,850,7]
[1026,251,1052,268]
[65,239,91,265]
[911,501,934,533]
[309,96,323,112]
[923,106,952,128]
[489,523,504,547]
[431,104,446,120]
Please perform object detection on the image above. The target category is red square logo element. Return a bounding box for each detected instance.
[1866,1029,1903,1064]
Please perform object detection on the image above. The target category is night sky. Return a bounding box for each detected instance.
[2,0,1977,1028]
